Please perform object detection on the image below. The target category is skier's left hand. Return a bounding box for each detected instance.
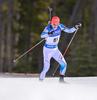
[75,23,82,29]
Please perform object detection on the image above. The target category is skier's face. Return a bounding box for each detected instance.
[52,24,59,29]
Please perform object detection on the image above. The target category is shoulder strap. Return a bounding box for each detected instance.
[50,24,52,30]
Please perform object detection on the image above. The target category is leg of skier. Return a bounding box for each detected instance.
[39,47,67,82]
[53,49,67,83]
[39,59,50,80]
[39,47,52,80]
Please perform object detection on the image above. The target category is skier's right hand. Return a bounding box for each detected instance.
[48,30,55,35]
[75,23,82,29]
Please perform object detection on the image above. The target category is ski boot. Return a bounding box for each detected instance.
[39,78,43,82]
[59,75,66,83]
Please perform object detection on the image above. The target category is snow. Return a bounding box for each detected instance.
[0,77,97,100]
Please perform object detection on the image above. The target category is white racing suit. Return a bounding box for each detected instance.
[40,23,77,80]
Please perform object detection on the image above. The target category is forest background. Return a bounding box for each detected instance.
[0,0,97,77]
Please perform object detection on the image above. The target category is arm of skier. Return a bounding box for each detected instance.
[64,23,82,33]
[63,27,76,33]
[41,28,49,38]
[41,26,55,38]
[59,23,81,33]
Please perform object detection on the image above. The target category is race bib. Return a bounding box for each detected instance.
[46,35,60,45]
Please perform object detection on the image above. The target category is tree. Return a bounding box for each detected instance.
[94,0,97,43]
[0,0,4,72]
[13,0,52,73]
[4,0,13,72]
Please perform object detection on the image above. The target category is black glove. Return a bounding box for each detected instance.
[48,30,55,35]
[75,23,82,29]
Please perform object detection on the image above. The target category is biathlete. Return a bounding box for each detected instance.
[39,16,81,82]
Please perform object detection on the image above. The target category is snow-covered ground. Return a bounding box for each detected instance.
[0,76,97,100]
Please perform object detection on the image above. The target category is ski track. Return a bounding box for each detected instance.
[0,77,97,100]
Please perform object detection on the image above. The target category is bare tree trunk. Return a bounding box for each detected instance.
[12,3,20,68]
[89,0,94,41]
[23,33,30,74]
[51,0,81,76]
[94,0,97,43]
[4,0,13,72]
[0,0,4,72]
[60,0,81,52]
[37,52,43,72]
[52,0,56,17]
[10,1,14,72]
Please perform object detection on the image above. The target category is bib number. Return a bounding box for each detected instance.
[53,37,58,43]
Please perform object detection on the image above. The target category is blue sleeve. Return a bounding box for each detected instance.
[63,27,76,33]
[59,23,77,33]
[40,25,51,38]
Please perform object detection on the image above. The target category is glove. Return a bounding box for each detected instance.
[75,23,82,29]
[48,30,55,35]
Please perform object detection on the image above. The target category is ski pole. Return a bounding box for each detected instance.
[13,37,47,62]
[53,29,78,76]
[14,7,52,63]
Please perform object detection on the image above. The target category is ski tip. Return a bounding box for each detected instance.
[13,60,16,63]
